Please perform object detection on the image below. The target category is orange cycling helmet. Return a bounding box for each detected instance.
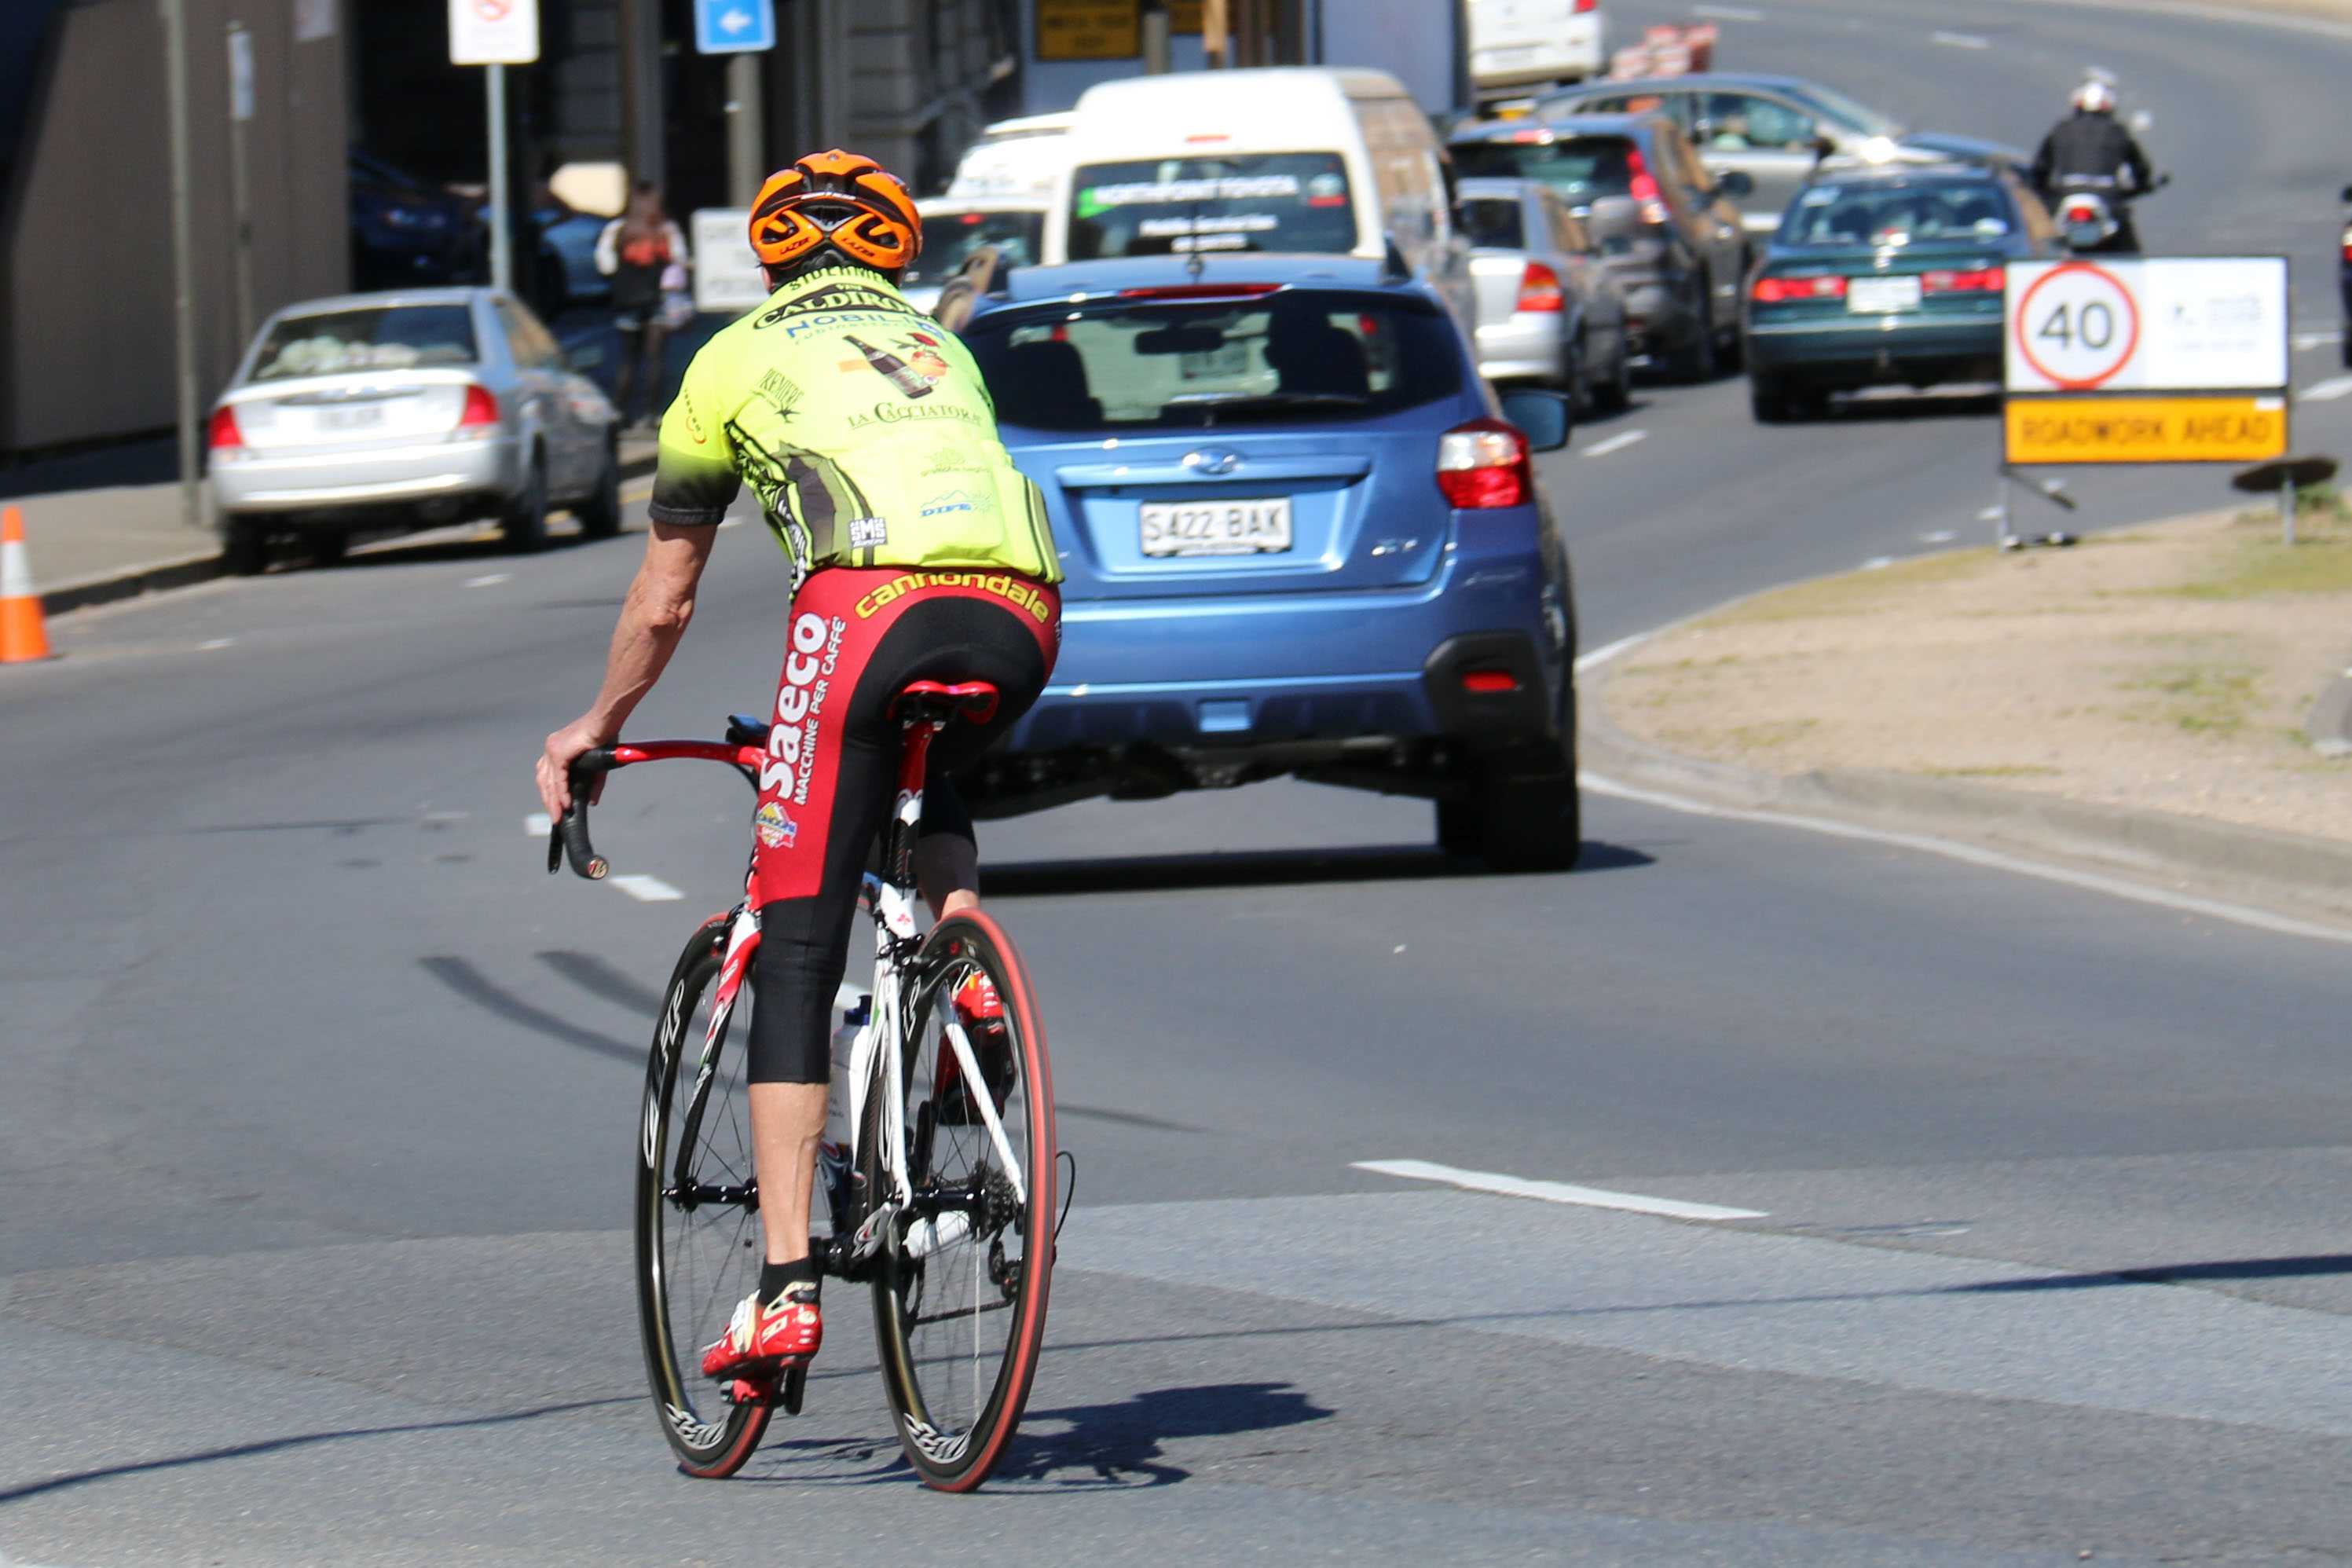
[748,149,922,273]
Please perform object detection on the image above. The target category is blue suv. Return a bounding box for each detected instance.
[955,255,1583,870]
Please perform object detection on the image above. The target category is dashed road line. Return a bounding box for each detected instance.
[197,636,234,650]
[609,874,685,903]
[1581,428,1649,459]
[463,573,511,588]
[1692,2,1764,18]
[1919,529,1958,544]
[1354,1159,1768,1222]
[1930,28,1990,47]
[2296,374,2352,402]
[1861,555,1895,570]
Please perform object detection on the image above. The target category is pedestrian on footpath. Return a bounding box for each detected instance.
[596,183,691,429]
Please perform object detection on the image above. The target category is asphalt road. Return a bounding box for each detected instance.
[8,2,2352,1562]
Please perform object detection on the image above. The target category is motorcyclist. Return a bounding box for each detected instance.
[2031,79,2155,251]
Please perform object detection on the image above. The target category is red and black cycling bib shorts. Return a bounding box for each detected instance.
[743,566,1060,1083]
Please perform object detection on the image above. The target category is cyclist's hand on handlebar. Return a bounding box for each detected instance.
[537,717,614,819]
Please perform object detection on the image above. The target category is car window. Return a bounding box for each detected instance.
[1697,93,1816,152]
[250,304,478,381]
[1782,82,1902,140]
[902,211,1046,285]
[963,296,1463,432]
[1068,153,1358,259]
[1457,196,1525,249]
[1778,179,2015,248]
[1453,135,1636,203]
[496,301,561,368]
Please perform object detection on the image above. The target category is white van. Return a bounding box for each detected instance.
[1045,68,1471,324]
[946,112,1075,202]
[1469,0,1606,101]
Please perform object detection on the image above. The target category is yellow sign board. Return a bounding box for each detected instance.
[2003,394,2288,465]
[1038,0,1139,59]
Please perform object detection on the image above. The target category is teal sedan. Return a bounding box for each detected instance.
[1743,163,2057,422]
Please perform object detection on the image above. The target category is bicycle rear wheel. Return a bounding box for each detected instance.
[636,914,772,1477]
[863,909,1057,1491]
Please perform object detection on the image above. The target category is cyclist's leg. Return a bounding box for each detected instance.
[915,776,980,919]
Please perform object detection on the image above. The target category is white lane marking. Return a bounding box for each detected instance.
[525,811,552,837]
[2297,374,2352,402]
[464,573,511,588]
[1573,627,1660,674]
[609,874,685,902]
[1354,1159,1768,1222]
[1976,505,2003,522]
[1919,529,1957,544]
[1931,29,1990,47]
[1861,555,1895,570]
[1692,2,1763,18]
[2294,332,2336,351]
[197,636,233,650]
[1579,771,2352,947]
[1581,429,1649,459]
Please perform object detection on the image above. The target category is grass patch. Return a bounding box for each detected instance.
[1918,764,2061,779]
[2117,660,2262,736]
[1704,549,1998,625]
[2166,515,2352,599]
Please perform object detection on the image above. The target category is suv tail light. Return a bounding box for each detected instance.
[1515,261,1565,313]
[206,404,244,452]
[1751,274,1848,303]
[453,383,500,438]
[1922,267,2003,294]
[1573,0,1597,9]
[1437,418,1532,510]
[2339,225,2351,264]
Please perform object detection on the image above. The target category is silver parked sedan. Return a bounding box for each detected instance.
[207,288,621,573]
[1456,176,1633,413]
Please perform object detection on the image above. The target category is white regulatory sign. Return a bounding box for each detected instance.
[691,209,768,317]
[449,0,539,64]
[2005,257,2288,394]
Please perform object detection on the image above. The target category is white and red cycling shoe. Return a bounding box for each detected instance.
[702,1283,822,1380]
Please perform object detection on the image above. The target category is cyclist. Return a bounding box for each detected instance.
[534,148,1061,1386]
[2030,79,2154,251]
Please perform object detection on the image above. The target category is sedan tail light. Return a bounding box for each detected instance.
[1573,0,1597,9]
[1751,274,1848,303]
[206,405,244,450]
[1437,418,1532,510]
[1515,261,1566,313]
[1922,267,2004,294]
[451,383,500,440]
[2339,225,2351,265]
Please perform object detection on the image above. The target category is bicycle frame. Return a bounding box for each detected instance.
[552,694,1028,1282]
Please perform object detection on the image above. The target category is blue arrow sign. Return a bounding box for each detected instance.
[694,0,774,53]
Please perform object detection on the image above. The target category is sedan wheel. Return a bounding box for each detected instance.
[1670,277,1720,383]
[502,455,550,554]
[577,439,623,540]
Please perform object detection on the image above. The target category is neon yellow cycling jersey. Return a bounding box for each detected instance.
[647,265,1061,585]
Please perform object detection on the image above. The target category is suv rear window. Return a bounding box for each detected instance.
[251,304,477,382]
[965,295,1462,431]
[1452,136,1636,203]
[902,210,1045,286]
[1067,153,1357,259]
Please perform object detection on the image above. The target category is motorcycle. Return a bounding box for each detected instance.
[2053,171,2168,255]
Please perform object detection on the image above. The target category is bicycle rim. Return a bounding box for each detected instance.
[864,910,1056,1491]
[636,916,772,1477]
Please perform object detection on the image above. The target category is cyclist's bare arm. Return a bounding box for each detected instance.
[537,522,718,819]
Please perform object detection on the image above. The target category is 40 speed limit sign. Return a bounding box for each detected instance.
[2003,256,2290,464]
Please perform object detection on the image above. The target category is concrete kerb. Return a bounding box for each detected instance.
[1575,585,2352,935]
[2308,667,2352,758]
[34,441,661,618]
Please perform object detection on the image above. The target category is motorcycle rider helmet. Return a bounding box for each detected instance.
[748,149,923,276]
[2071,79,2117,115]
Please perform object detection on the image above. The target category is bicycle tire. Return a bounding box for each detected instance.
[635,914,774,1478]
[862,909,1056,1491]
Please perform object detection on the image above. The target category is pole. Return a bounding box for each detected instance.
[487,64,512,294]
[226,23,255,348]
[2282,474,2299,546]
[161,0,203,531]
[726,52,764,206]
[1142,0,1172,75]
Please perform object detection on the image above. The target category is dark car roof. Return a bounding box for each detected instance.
[985,254,1431,313]
[1450,112,1666,145]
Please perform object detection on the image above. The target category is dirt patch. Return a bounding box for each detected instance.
[1603,507,2352,842]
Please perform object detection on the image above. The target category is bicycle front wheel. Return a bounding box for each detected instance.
[863,909,1057,1491]
[636,914,771,1478]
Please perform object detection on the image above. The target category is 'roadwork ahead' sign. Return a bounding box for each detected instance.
[2003,256,2288,463]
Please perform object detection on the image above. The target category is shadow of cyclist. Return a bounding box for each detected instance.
[985,1380,1333,1489]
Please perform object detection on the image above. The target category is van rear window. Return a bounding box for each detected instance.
[1068,153,1357,259]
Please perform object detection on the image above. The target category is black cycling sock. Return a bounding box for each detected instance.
[760,1258,821,1304]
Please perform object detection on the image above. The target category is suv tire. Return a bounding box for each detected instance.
[1435,690,1583,873]
[222,515,269,577]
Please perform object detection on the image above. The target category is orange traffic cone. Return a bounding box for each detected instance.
[2,504,54,663]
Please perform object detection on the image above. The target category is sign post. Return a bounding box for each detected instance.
[449,0,541,295]
[694,0,776,210]
[689,208,767,317]
[2001,255,2290,544]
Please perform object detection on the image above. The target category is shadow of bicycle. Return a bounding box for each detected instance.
[988,1379,1333,1489]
